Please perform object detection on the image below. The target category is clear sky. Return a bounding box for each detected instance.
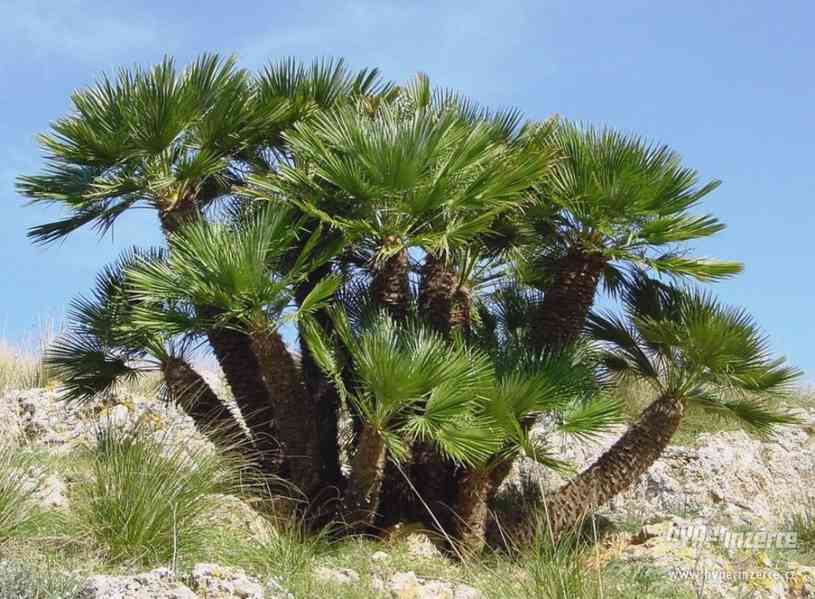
[1,1,812,378]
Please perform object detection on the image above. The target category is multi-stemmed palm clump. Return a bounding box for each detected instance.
[17,54,800,554]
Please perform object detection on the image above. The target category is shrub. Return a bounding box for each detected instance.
[73,424,244,565]
[0,561,81,599]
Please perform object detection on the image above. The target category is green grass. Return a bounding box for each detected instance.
[788,497,815,559]
[0,444,50,542]
[70,424,246,567]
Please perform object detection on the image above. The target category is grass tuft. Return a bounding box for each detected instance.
[788,497,815,557]
[72,424,244,566]
[0,445,49,542]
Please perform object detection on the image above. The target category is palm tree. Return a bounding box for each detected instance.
[257,81,556,320]
[505,276,801,545]
[126,206,339,496]
[303,310,498,530]
[253,85,559,523]
[451,351,622,556]
[518,121,743,353]
[46,250,249,452]
[18,54,390,492]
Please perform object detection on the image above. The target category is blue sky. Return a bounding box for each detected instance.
[1,1,813,377]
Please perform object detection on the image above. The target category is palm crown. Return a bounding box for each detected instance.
[522,121,744,286]
[18,56,389,242]
[253,98,557,266]
[588,275,800,431]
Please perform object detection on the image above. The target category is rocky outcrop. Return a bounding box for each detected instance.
[501,411,815,528]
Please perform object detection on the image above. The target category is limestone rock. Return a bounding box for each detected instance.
[386,571,483,599]
[79,568,197,599]
[189,563,264,598]
[405,533,442,559]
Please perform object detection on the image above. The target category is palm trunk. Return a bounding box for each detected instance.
[371,242,410,321]
[418,253,458,335]
[454,468,492,556]
[250,329,321,497]
[405,440,458,532]
[344,423,387,530]
[296,267,344,493]
[418,253,471,336]
[407,253,471,532]
[532,250,607,353]
[157,195,201,236]
[451,286,472,335]
[158,200,278,477]
[160,357,249,450]
[204,319,280,477]
[507,393,684,547]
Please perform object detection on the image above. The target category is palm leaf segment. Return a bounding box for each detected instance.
[126,205,339,337]
[588,275,801,435]
[519,121,743,290]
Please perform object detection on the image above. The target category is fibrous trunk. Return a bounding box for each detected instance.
[506,393,684,547]
[532,250,607,353]
[250,329,321,497]
[204,318,280,478]
[344,423,387,531]
[160,356,249,451]
[296,267,344,493]
[453,468,492,556]
[157,194,201,236]
[371,243,410,322]
[418,253,471,336]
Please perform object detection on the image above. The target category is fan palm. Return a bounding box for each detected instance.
[519,121,743,352]
[451,350,622,556]
[303,310,497,530]
[45,250,248,451]
[18,55,388,241]
[19,55,389,491]
[507,276,800,545]
[254,83,557,322]
[126,205,339,495]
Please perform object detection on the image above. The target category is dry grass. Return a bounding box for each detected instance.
[0,343,52,395]
[0,319,61,394]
